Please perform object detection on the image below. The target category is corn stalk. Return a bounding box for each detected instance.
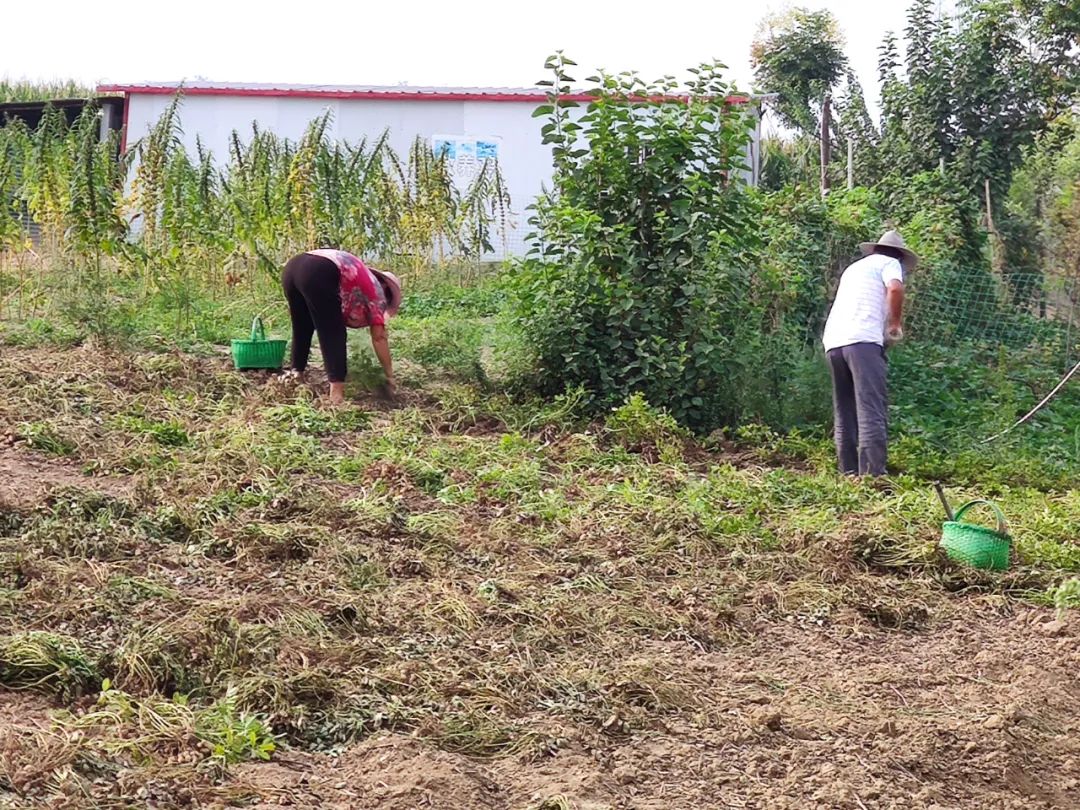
[2,92,513,328]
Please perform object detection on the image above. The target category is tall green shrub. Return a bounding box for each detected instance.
[511,54,764,430]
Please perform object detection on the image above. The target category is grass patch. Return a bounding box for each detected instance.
[0,631,100,700]
[16,421,76,456]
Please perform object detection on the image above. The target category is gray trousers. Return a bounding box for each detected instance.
[827,343,888,476]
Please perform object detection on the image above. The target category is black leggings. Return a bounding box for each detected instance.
[281,254,347,382]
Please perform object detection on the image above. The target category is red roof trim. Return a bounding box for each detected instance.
[97,84,750,105]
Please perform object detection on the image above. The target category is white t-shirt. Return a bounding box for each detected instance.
[822,254,904,352]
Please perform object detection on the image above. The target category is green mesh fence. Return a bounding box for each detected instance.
[900,257,1080,456]
[908,264,1080,362]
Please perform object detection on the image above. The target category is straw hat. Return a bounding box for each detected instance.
[859,230,918,274]
[370,268,402,318]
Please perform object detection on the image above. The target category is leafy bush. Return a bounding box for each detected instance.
[511,55,765,431]
[754,186,882,338]
[876,172,1029,344]
[509,56,915,435]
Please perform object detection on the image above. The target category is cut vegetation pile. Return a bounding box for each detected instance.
[1,343,1079,809]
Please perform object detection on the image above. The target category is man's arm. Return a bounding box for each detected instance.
[885,279,904,344]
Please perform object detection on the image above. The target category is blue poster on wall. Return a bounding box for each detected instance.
[431,134,502,189]
[433,139,456,159]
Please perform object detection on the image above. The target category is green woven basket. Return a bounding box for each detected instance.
[231,317,287,370]
[940,499,1011,571]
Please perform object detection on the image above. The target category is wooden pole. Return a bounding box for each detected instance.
[820,95,832,197]
[985,178,998,269]
[847,138,854,190]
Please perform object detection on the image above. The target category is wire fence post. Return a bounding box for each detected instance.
[820,95,831,198]
[984,178,1000,270]
[847,138,854,190]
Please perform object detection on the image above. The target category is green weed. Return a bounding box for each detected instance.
[396,315,488,383]
[115,415,190,447]
[17,421,76,456]
[18,491,139,560]
[265,401,371,436]
[1050,578,1080,614]
[0,631,100,700]
[605,393,689,460]
[105,574,177,607]
[197,688,278,765]
[67,683,277,768]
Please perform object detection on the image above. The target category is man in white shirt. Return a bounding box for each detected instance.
[822,230,917,476]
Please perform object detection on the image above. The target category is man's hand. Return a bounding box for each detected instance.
[885,324,904,347]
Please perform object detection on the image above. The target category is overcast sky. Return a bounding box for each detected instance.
[6,0,939,115]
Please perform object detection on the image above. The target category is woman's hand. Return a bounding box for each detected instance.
[382,376,398,400]
[369,324,395,391]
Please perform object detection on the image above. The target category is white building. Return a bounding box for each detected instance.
[99,82,761,258]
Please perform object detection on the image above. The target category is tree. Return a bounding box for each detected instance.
[513,54,764,430]
[879,0,1080,203]
[1013,0,1080,118]
[1007,113,1080,314]
[903,0,956,170]
[751,8,847,135]
[834,70,883,187]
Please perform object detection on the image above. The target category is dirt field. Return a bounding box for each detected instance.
[223,612,1080,810]
[1,344,1078,809]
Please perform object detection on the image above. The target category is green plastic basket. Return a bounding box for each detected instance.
[231,317,287,370]
[940,499,1011,571]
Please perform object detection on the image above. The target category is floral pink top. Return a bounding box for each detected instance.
[306,249,387,329]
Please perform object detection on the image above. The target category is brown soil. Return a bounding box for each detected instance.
[231,608,1080,810]
[0,444,134,510]
[2,345,1077,809]
[0,691,64,801]
[0,690,54,731]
